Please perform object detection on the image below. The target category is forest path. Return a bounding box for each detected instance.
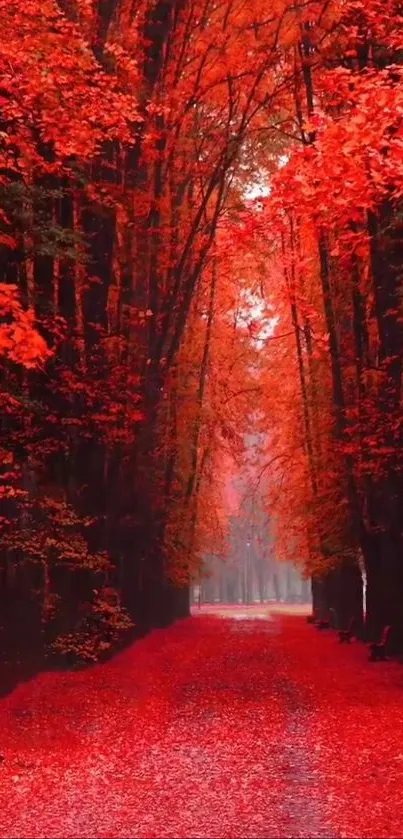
[1,609,403,838]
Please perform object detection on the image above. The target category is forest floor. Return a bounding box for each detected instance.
[1,606,403,838]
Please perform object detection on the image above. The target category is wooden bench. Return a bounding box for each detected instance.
[329,608,338,629]
[369,625,391,661]
[314,607,337,630]
[315,617,331,629]
[339,617,355,643]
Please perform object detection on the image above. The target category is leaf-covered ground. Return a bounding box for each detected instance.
[1,608,403,838]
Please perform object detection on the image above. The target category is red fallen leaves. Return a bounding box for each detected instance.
[0,612,403,838]
[281,617,403,839]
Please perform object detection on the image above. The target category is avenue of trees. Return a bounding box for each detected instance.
[0,0,402,661]
[197,513,310,606]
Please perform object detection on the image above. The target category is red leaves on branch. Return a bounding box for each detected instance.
[0,284,50,368]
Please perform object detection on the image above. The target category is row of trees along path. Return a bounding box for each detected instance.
[0,0,403,668]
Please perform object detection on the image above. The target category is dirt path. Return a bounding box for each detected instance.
[0,610,402,838]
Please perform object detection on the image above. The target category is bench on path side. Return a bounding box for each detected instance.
[314,607,338,630]
[329,608,338,629]
[315,616,331,629]
[308,607,339,629]
[339,617,355,643]
[369,625,391,661]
